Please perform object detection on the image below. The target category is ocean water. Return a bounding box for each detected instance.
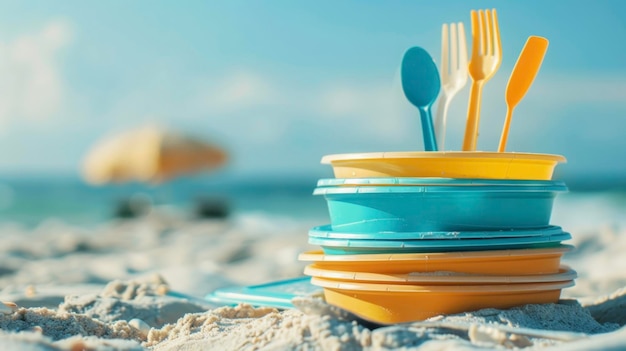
[0,175,330,227]
[1,175,625,231]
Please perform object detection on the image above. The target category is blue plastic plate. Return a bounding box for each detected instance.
[309,232,572,255]
[204,276,320,309]
[308,225,562,240]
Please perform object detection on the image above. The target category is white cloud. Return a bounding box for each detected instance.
[195,69,416,143]
[530,74,626,105]
[201,71,281,113]
[438,72,626,151]
[315,81,415,139]
[185,68,626,168]
[319,87,362,115]
[0,20,72,126]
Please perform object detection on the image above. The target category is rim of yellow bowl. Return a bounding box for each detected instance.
[321,151,567,164]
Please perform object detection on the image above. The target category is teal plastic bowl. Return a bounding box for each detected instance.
[313,181,567,233]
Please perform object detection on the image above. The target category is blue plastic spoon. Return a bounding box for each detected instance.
[401,47,441,151]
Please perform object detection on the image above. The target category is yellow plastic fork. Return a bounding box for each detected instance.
[462,9,502,151]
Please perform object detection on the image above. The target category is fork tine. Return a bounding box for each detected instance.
[458,22,468,72]
[492,9,502,60]
[450,23,458,73]
[487,9,497,56]
[483,9,492,56]
[441,23,449,80]
[470,10,480,58]
[479,10,487,55]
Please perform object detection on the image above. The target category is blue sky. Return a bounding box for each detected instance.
[0,0,625,181]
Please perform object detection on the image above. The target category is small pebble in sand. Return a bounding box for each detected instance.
[25,286,37,297]
[69,340,88,351]
[469,324,534,348]
[2,302,18,310]
[156,284,169,296]
[0,303,13,315]
[129,318,151,337]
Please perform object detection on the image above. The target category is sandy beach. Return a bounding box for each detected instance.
[1,0,625,349]
[0,192,623,350]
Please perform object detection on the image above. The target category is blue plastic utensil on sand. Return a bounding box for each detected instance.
[401,47,441,151]
[205,277,320,309]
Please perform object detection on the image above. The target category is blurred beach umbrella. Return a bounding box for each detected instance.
[82,125,228,185]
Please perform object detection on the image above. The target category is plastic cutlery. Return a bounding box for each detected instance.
[401,47,441,151]
[498,36,549,152]
[435,22,468,150]
[462,9,502,151]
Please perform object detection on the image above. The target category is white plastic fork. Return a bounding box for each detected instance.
[434,22,468,150]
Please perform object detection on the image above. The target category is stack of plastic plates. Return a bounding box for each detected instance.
[304,264,576,323]
[298,152,575,324]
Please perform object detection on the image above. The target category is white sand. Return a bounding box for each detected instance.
[0,193,624,350]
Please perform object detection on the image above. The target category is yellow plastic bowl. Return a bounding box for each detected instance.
[298,246,572,276]
[304,265,576,285]
[311,276,574,324]
[321,151,566,180]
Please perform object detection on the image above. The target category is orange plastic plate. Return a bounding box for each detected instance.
[298,246,572,275]
[303,264,576,285]
[311,276,574,324]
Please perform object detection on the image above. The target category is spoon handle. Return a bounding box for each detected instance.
[462,81,484,151]
[418,106,438,151]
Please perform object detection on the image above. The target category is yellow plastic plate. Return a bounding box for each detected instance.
[311,276,575,324]
[298,246,572,275]
[304,265,576,285]
[321,151,566,180]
